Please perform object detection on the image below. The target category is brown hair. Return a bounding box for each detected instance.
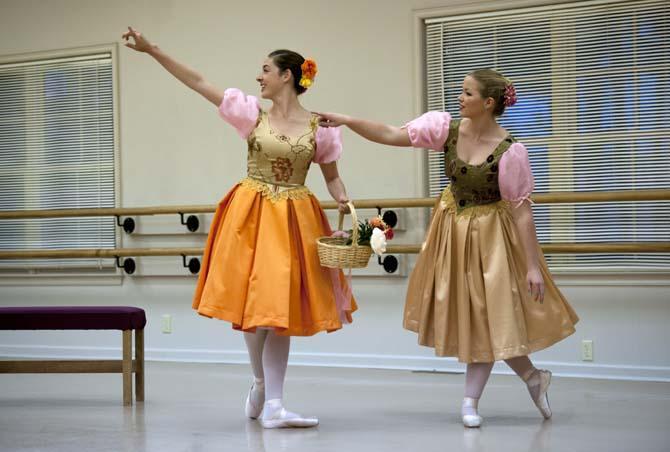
[268,49,307,95]
[468,69,513,116]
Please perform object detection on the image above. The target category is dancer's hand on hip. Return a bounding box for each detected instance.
[527,267,545,303]
[315,112,350,128]
[122,26,154,53]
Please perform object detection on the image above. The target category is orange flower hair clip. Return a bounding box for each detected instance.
[299,59,318,89]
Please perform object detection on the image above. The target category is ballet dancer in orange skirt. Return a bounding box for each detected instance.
[123,27,355,429]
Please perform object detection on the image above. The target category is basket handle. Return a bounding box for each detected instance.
[337,201,359,247]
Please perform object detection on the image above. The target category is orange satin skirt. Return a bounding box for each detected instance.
[192,179,357,336]
[404,190,578,363]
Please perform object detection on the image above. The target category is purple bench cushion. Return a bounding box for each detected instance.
[0,306,146,331]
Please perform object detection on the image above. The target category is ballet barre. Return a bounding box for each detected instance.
[1,189,668,274]
[0,243,669,276]
[1,243,670,260]
[0,189,668,220]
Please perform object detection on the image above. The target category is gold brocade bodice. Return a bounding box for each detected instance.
[246,110,318,187]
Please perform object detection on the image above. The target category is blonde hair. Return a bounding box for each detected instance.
[468,69,513,116]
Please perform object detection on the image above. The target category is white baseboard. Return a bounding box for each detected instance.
[1,345,669,382]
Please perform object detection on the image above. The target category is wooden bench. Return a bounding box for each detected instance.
[0,306,146,405]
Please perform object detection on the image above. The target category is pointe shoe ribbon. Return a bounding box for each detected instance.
[245,383,264,419]
[525,369,552,419]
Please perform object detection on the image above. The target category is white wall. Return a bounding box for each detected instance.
[1,0,669,381]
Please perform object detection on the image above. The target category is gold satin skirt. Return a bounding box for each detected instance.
[403,190,578,363]
[192,179,357,336]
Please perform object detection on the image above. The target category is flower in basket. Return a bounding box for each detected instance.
[370,228,387,256]
[330,230,351,239]
[342,215,394,256]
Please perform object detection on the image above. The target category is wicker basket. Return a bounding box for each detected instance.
[317,201,373,269]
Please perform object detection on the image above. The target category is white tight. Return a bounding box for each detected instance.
[464,355,536,399]
[243,329,291,401]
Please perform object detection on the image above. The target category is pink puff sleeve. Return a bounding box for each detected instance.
[313,126,343,164]
[402,111,451,151]
[217,88,260,139]
[499,142,535,207]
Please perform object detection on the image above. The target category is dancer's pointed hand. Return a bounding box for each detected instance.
[315,112,350,128]
[122,26,154,53]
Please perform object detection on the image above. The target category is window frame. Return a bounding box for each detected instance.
[0,43,122,280]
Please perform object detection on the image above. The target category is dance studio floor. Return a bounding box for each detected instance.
[1,362,668,452]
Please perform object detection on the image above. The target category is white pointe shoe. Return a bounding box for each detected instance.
[462,397,483,428]
[527,369,552,419]
[260,400,319,429]
[245,382,264,419]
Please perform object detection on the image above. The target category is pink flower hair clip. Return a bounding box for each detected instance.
[503,83,517,107]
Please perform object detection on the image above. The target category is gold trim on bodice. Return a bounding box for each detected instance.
[440,188,509,218]
[240,177,313,203]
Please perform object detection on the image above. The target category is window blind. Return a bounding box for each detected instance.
[0,53,116,270]
[425,0,669,270]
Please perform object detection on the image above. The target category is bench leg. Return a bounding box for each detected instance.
[122,330,132,406]
[135,328,144,402]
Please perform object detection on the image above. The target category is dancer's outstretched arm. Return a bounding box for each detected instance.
[122,26,224,106]
[316,112,412,147]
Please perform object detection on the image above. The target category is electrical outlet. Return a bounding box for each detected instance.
[161,314,172,334]
[581,339,593,361]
